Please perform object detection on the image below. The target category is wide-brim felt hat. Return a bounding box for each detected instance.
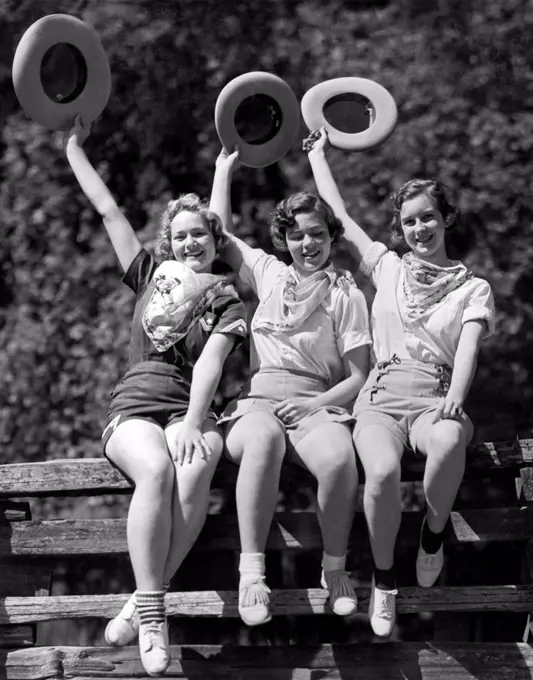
[215,72,300,168]
[12,14,111,131]
[301,77,397,151]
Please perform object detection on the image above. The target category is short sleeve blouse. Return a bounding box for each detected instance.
[239,247,371,386]
[360,241,496,366]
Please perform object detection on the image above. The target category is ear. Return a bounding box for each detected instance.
[444,213,456,229]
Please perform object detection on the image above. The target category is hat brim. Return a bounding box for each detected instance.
[301,77,397,151]
[215,72,300,168]
[12,14,111,131]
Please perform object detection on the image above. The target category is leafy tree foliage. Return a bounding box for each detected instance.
[0,0,531,464]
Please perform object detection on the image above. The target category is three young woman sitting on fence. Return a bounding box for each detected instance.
[306,127,495,638]
[65,116,247,676]
[67,108,494,658]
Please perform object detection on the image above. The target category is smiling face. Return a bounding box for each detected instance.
[170,211,217,273]
[400,192,450,265]
[285,211,333,275]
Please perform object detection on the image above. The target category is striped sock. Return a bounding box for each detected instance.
[136,591,165,625]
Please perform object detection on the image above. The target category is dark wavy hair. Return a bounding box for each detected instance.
[270,192,344,252]
[389,179,459,247]
[154,193,228,260]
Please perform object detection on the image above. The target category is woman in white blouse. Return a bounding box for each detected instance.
[307,128,495,639]
[211,148,371,627]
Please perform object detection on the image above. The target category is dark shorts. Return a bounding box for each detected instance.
[101,361,216,453]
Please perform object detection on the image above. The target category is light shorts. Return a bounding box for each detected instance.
[353,355,474,454]
[218,369,354,460]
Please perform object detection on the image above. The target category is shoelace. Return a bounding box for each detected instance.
[324,570,356,601]
[420,552,441,568]
[374,589,398,620]
[141,622,166,652]
[239,576,271,607]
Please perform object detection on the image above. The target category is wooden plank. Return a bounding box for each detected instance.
[1,507,532,557]
[1,438,532,498]
[1,585,533,624]
[1,643,532,679]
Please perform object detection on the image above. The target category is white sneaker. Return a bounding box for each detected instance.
[139,620,170,677]
[104,593,139,646]
[238,575,272,626]
[368,576,397,638]
[416,544,444,587]
[320,569,358,616]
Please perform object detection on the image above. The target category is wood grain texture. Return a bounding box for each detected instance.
[1,642,532,679]
[0,438,532,498]
[1,507,532,557]
[1,585,533,624]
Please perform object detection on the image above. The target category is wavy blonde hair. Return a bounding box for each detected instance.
[154,193,228,260]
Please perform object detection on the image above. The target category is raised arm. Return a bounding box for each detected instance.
[306,127,373,263]
[209,147,259,274]
[65,116,142,272]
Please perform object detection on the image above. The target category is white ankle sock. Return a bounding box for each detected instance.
[322,552,346,572]
[239,552,265,582]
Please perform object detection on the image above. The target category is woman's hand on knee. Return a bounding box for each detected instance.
[432,396,464,424]
[172,420,212,466]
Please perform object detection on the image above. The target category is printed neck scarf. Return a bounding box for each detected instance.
[399,252,473,321]
[142,260,229,352]
[252,263,357,333]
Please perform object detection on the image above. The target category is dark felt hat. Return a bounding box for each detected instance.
[215,72,300,168]
[12,14,111,130]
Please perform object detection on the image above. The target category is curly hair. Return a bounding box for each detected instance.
[389,179,459,247]
[270,192,344,252]
[154,193,228,260]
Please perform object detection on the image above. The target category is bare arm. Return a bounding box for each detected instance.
[311,345,370,410]
[172,331,236,465]
[307,128,373,264]
[274,344,370,424]
[185,332,236,428]
[433,319,486,422]
[65,117,142,272]
[209,147,259,274]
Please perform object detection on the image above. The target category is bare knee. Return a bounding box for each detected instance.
[226,413,286,466]
[136,455,175,494]
[425,422,468,461]
[313,442,357,484]
[363,456,401,497]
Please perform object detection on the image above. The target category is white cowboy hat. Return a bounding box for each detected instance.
[301,77,397,151]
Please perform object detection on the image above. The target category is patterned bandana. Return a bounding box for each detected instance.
[142,260,232,352]
[399,252,473,321]
[252,263,358,333]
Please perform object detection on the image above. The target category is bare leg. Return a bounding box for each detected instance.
[293,423,358,557]
[354,426,404,571]
[416,419,469,533]
[224,411,286,625]
[106,419,175,591]
[162,419,223,582]
[293,422,359,616]
[225,412,286,552]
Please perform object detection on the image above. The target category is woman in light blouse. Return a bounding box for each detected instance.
[307,127,495,639]
[211,147,371,627]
